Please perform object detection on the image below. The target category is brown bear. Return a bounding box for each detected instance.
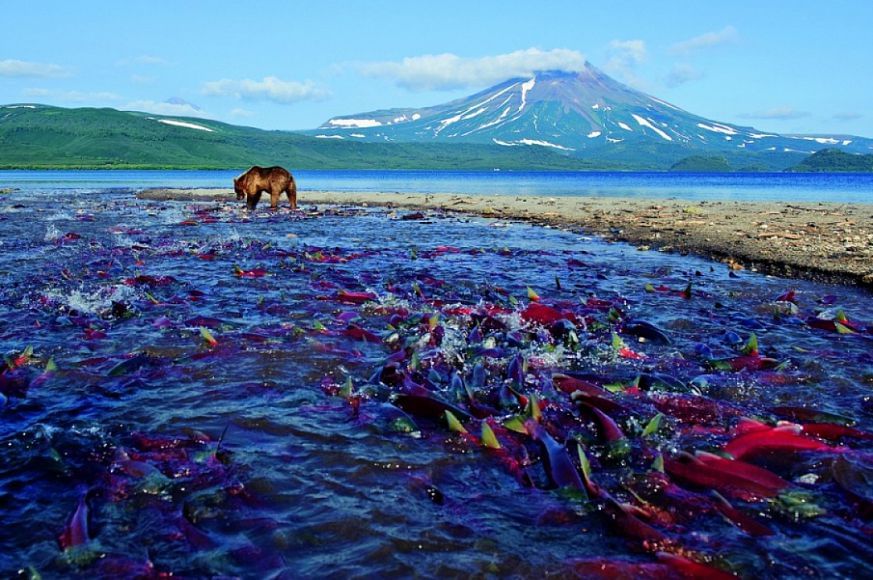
[233,166,297,210]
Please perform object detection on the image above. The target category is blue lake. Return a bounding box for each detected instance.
[1,169,872,203]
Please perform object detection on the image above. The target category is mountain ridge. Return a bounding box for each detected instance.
[308,64,873,159]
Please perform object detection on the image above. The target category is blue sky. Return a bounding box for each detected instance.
[2,0,871,136]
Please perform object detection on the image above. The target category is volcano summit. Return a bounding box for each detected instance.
[311,64,871,165]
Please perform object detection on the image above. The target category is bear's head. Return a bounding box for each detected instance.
[233,176,245,200]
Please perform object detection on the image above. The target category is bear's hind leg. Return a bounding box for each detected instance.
[270,185,282,209]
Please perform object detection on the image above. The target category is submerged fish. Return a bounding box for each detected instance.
[58,492,91,550]
[525,420,586,494]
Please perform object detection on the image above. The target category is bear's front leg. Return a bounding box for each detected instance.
[247,191,262,210]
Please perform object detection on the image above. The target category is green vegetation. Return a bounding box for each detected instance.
[0,104,809,171]
[669,155,732,172]
[788,148,873,173]
[0,105,623,171]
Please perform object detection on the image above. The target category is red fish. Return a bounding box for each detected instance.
[800,422,873,441]
[650,393,741,426]
[654,552,735,579]
[723,419,845,460]
[336,290,377,304]
[578,449,671,550]
[521,302,576,326]
[234,266,268,278]
[694,451,789,492]
[342,324,382,343]
[770,406,854,425]
[706,334,779,372]
[665,451,788,501]
[393,385,472,423]
[567,553,733,580]
[806,310,865,334]
[552,374,610,396]
[710,491,774,537]
[579,404,629,458]
[775,289,797,303]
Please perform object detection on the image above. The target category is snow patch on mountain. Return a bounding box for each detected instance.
[518,77,536,113]
[329,118,382,128]
[518,138,572,150]
[697,122,737,135]
[493,137,573,151]
[462,107,488,120]
[801,136,840,145]
[156,119,213,132]
[587,131,601,138]
[473,82,518,110]
[436,112,464,134]
[632,114,672,141]
[649,96,682,111]
[471,105,512,133]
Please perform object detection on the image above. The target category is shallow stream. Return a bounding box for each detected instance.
[0,187,871,577]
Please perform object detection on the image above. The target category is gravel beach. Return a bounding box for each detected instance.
[139,188,873,289]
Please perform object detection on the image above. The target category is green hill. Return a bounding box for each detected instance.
[788,148,873,172]
[0,104,810,171]
[0,104,624,171]
[669,155,732,172]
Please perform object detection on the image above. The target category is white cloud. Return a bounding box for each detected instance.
[124,99,211,118]
[116,55,170,67]
[741,106,810,120]
[358,48,588,91]
[0,58,71,78]
[230,107,255,118]
[603,39,647,88]
[201,76,330,104]
[22,88,120,102]
[670,26,738,55]
[832,112,862,121]
[131,74,156,84]
[665,63,704,87]
[608,40,646,66]
[134,55,168,65]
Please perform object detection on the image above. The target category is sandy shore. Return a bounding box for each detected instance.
[139,188,873,288]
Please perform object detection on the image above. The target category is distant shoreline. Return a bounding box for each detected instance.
[139,188,873,289]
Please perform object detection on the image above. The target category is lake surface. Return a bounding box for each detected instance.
[0,181,871,577]
[1,169,872,203]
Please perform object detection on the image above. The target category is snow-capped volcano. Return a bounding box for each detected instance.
[309,64,871,157]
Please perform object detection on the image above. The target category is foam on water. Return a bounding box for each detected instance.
[42,283,138,315]
[44,223,61,241]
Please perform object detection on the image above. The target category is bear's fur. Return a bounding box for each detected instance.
[233,166,297,210]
